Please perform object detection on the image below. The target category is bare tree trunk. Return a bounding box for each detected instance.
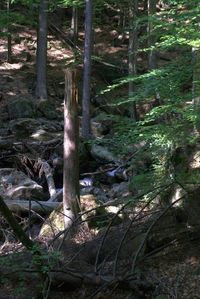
[147,0,157,70]
[128,0,138,121]
[82,0,93,139]
[71,6,78,47]
[147,0,160,107]
[63,69,80,230]
[35,0,48,100]
[7,0,12,63]
[118,4,127,29]
[192,46,200,135]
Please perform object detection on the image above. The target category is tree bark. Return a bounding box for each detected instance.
[147,0,157,70]
[192,46,200,135]
[35,0,48,100]
[7,0,12,63]
[128,0,138,121]
[63,69,80,229]
[71,6,78,47]
[82,0,93,139]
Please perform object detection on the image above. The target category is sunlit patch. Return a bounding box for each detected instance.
[6,91,16,96]
[0,62,23,70]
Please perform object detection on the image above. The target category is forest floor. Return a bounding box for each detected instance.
[0,26,200,299]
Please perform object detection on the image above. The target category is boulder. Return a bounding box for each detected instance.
[7,98,36,119]
[39,194,126,238]
[0,168,44,200]
[39,203,64,238]
[9,118,39,137]
[109,182,130,199]
[9,118,63,139]
[90,118,112,137]
[36,99,60,119]
[90,144,118,163]
[39,195,98,238]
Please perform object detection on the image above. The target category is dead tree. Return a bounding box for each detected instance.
[63,68,80,229]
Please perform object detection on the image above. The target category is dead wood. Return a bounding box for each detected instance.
[3,199,60,213]
[37,159,56,198]
[0,265,153,294]
[0,196,35,250]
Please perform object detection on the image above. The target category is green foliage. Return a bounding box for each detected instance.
[0,2,37,33]
[53,0,84,8]
[0,245,61,298]
[98,0,200,197]
[30,244,61,275]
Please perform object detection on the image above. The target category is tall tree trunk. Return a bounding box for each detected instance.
[147,0,160,107]
[7,0,12,63]
[82,0,93,139]
[119,4,127,29]
[35,0,48,101]
[192,46,200,135]
[147,0,157,70]
[71,6,78,47]
[63,69,80,230]
[128,0,138,121]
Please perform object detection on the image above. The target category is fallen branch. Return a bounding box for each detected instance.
[37,159,57,198]
[130,193,187,274]
[1,266,153,294]
[0,196,35,250]
[94,182,173,273]
[48,188,63,202]
[4,199,60,214]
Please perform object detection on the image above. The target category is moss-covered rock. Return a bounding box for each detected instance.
[37,99,60,119]
[39,195,99,238]
[39,203,64,238]
[8,98,36,119]
[39,195,124,238]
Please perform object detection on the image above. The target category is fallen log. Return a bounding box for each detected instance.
[4,199,60,214]
[1,265,153,294]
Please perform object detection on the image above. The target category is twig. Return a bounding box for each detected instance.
[130,194,186,274]
[94,183,173,273]
[80,148,142,177]
[112,183,171,275]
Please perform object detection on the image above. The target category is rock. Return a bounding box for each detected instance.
[30,128,62,141]
[0,168,44,200]
[9,118,39,137]
[90,144,118,163]
[79,177,93,187]
[40,194,124,237]
[91,118,112,137]
[80,186,109,203]
[109,182,130,199]
[37,99,60,119]
[39,203,64,238]
[80,186,94,195]
[9,118,63,139]
[40,195,98,238]
[7,98,36,119]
